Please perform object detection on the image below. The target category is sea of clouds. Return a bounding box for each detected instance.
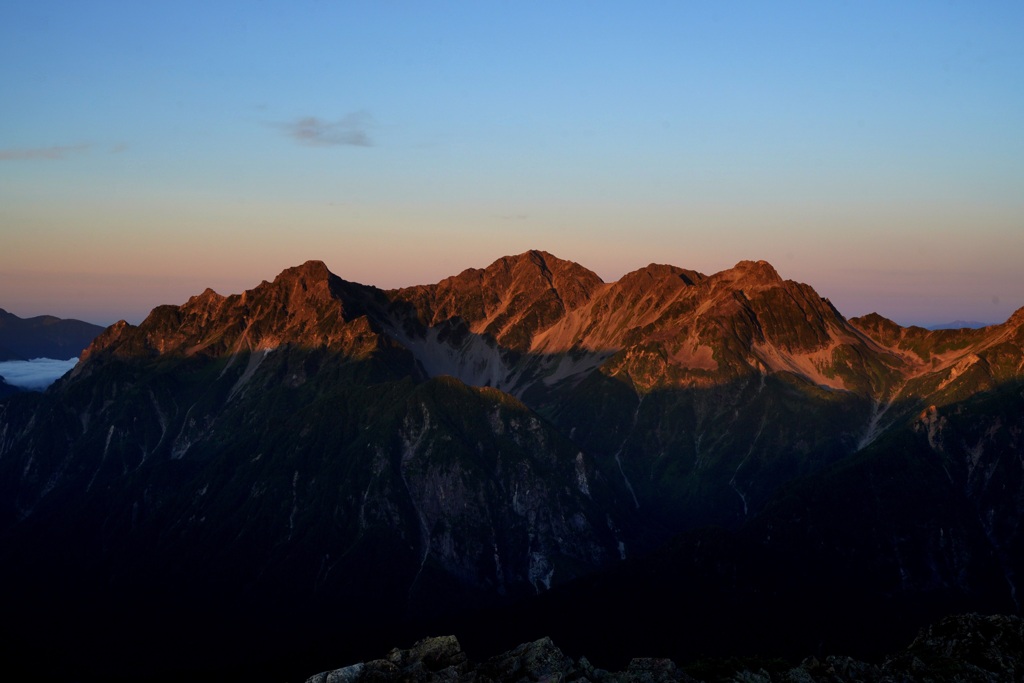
[0,358,78,391]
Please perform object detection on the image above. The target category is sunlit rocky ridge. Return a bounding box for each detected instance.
[2,250,1023,681]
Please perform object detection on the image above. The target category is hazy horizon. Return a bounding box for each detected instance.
[3,2,1022,328]
[0,251,1017,330]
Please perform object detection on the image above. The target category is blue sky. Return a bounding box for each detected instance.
[2,1,1022,326]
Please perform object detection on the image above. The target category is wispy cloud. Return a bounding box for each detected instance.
[282,111,373,147]
[0,144,90,161]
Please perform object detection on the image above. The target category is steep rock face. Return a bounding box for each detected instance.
[0,359,622,605]
[393,250,605,353]
[0,344,630,680]
[379,254,912,539]
[0,258,642,682]
[372,252,917,418]
[386,250,610,395]
[7,252,1024,559]
[80,260,388,363]
[906,381,1024,612]
[850,309,1024,391]
[528,262,705,356]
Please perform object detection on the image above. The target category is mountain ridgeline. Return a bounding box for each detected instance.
[0,307,104,360]
[2,251,1023,681]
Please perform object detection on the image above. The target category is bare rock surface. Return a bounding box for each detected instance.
[306,614,1024,683]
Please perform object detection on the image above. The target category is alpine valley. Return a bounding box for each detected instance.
[2,250,1023,681]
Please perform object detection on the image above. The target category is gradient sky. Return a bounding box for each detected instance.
[2,1,1022,327]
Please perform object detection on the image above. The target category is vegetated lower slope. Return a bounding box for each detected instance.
[0,250,1023,681]
[0,307,104,360]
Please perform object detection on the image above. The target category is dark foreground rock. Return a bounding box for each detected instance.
[304,614,1024,683]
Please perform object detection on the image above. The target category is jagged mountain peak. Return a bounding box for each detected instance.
[616,262,706,290]
[478,249,605,300]
[80,261,386,362]
[185,287,226,307]
[274,259,333,282]
[849,312,906,345]
[262,259,350,306]
[392,250,605,352]
[714,259,783,286]
[493,248,576,272]
[78,319,134,363]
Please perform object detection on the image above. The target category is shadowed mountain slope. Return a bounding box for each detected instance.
[2,251,1024,681]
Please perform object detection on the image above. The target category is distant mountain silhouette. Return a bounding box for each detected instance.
[926,319,993,330]
[0,307,104,360]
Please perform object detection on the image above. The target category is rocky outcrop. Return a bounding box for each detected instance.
[306,614,1024,683]
[305,635,698,683]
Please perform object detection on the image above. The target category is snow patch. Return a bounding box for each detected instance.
[171,404,199,460]
[613,394,644,509]
[384,310,613,396]
[615,451,640,510]
[386,315,514,388]
[86,425,115,492]
[857,387,902,450]
[149,390,169,448]
[729,416,764,517]
[227,348,274,402]
[541,351,615,387]
[574,452,590,497]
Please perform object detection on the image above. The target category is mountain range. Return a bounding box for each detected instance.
[1,250,1022,681]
